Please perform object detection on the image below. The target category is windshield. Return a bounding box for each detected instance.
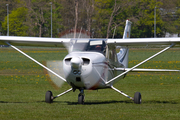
[71,39,89,52]
[70,39,106,53]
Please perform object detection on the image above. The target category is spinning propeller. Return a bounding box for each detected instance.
[45,29,90,88]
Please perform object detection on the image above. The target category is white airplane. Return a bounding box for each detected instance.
[0,20,180,104]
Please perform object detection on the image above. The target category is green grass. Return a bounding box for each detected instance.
[0,47,180,120]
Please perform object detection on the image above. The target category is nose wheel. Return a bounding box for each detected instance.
[78,89,85,104]
[78,94,84,104]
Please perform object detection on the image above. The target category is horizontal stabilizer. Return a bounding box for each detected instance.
[115,68,180,72]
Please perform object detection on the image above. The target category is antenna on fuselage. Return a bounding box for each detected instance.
[78,27,82,38]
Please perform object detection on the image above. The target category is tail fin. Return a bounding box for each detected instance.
[123,20,132,39]
[117,20,132,68]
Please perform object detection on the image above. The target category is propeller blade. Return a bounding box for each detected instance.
[46,61,65,88]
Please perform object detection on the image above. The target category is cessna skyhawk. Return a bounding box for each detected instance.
[0,20,180,104]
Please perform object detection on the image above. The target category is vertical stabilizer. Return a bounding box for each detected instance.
[117,20,132,68]
[123,20,132,39]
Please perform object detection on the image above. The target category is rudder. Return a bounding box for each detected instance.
[117,20,132,68]
[123,20,132,39]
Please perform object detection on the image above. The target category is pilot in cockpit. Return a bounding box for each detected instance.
[95,45,102,51]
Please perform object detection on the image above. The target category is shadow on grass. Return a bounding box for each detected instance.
[66,100,133,105]
[143,100,178,104]
[0,100,47,104]
[0,101,30,104]
[53,99,179,105]
[0,100,178,105]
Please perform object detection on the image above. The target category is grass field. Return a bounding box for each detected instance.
[0,47,180,120]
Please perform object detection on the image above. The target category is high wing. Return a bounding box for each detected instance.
[107,37,180,46]
[1,36,180,47]
[0,36,71,47]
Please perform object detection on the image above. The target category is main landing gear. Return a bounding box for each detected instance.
[45,88,73,103]
[45,91,53,103]
[45,87,141,104]
[111,86,141,104]
[134,92,141,104]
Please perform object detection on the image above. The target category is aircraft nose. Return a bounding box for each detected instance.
[71,56,83,69]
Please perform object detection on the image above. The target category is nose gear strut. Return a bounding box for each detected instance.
[78,89,85,104]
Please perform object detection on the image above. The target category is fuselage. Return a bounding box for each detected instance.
[62,39,127,90]
[63,52,112,89]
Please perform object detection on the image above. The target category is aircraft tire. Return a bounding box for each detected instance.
[78,94,84,104]
[45,91,53,103]
[134,92,141,104]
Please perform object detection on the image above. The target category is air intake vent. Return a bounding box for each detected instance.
[76,77,81,82]
[82,58,90,65]
[65,58,72,65]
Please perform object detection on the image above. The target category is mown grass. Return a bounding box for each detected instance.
[0,47,180,120]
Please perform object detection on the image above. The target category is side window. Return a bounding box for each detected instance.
[106,45,117,62]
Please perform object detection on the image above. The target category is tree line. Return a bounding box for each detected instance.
[0,0,180,38]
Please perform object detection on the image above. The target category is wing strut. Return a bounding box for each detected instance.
[106,43,175,85]
[6,42,66,82]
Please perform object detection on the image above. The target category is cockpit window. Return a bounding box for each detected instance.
[70,39,106,53]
